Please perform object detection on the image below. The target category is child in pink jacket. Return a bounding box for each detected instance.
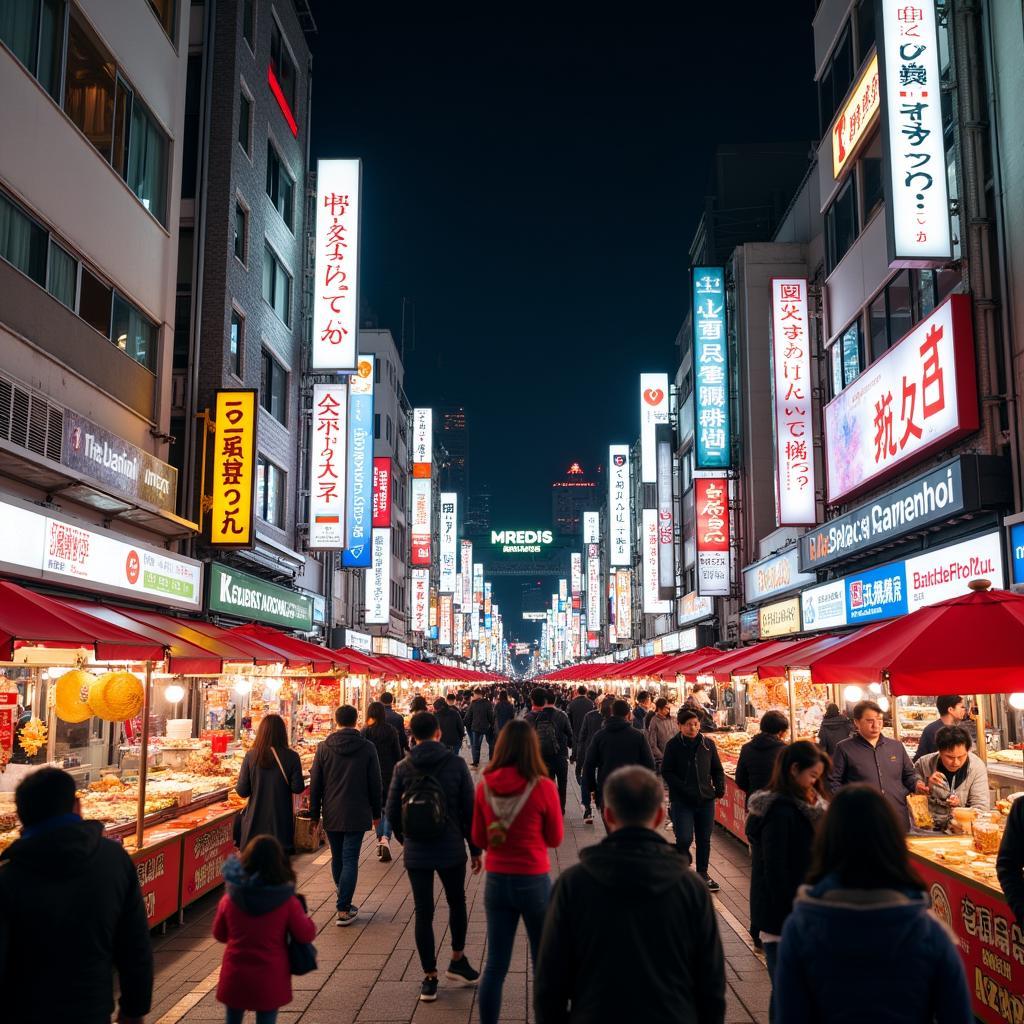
[213,835,316,1024]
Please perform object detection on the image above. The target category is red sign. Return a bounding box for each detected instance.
[695,476,730,597]
[131,836,183,927]
[910,853,1024,1024]
[0,690,17,764]
[714,771,747,844]
[372,457,392,527]
[181,811,237,907]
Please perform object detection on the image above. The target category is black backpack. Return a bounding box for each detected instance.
[535,710,561,761]
[401,755,451,841]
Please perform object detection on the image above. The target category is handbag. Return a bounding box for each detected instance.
[274,747,324,852]
[287,893,318,975]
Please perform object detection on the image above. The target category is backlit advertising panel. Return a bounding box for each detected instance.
[411,568,429,633]
[571,552,583,596]
[586,542,600,631]
[615,570,633,639]
[342,356,374,566]
[642,509,671,614]
[372,457,391,527]
[640,373,669,483]
[410,477,431,566]
[583,510,600,545]
[692,267,730,469]
[608,444,631,566]
[831,54,880,180]
[412,408,433,478]
[210,389,257,548]
[439,493,458,592]
[461,540,473,607]
[364,528,390,623]
[695,476,730,597]
[656,439,675,591]
[309,383,347,549]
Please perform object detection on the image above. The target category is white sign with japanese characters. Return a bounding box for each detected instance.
[608,445,631,566]
[640,373,669,483]
[439,492,458,593]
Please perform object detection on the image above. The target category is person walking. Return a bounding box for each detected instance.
[534,766,726,1023]
[363,701,404,862]
[380,691,409,754]
[387,712,483,1003]
[772,785,971,1024]
[566,685,594,742]
[467,688,496,767]
[744,742,830,1018]
[434,695,466,754]
[582,699,655,830]
[308,705,382,926]
[235,713,305,853]
[734,710,788,807]
[0,767,153,1024]
[828,699,927,830]
[525,688,574,814]
[631,690,652,731]
[816,702,853,757]
[213,835,317,1024]
[644,697,676,771]
[661,707,725,891]
[494,689,516,732]
[574,695,612,823]
[472,720,563,1024]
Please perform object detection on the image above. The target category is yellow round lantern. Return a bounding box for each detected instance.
[87,671,145,721]
[54,669,96,723]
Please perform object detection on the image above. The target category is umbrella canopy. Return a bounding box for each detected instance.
[810,586,1024,695]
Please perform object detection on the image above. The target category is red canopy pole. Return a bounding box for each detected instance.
[135,660,152,852]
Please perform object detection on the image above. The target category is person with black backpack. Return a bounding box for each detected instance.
[525,688,573,814]
[387,712,483,1003]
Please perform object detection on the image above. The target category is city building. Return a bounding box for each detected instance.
[551,461,598,537]
[465,485,492,535]
[438,404,468,495]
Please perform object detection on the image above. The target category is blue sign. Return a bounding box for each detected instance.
[845,562,908,623]
[692,267,731,469]
[1011,523,1024,586]
[342,371,374,567]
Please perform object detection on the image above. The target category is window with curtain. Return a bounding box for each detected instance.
[46,240,77,308]
[111,292,157,370]
[64,10,116,162]
[269,20,297,113]
[127,98,168,224]
[147,0,175,41]
[0,192,47,285]
[2,0,64,100]
[256,456,285,527]
[78,266,112,336]
[230,309,244,376]
[265,142,294,229]
[262,243,291,324]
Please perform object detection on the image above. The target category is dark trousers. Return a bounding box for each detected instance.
[765,941,780,1023]
[407,862,468,973]
[546,757,568,812]
[326,830,364,911]
[478,872,551,1024]
[670,799,715,873]
[471,730,492,764]
[574,764,591,813]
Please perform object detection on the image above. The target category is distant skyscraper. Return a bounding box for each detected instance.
[551,462,598,537]
[439,405,468,494]
[465,485,492,535]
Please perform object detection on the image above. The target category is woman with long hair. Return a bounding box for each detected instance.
[744,741,830,1017]
[471,719,563,1024]
[362,700,403,862]
[772,785,971,1023]
[235,714,305,853]
[214,834,316,1023]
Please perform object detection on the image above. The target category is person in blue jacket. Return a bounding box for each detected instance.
[772,784,971,1024]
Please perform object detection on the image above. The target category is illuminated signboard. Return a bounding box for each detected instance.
[608,444,631,566]
[570,552,583,595]
[410,477,431,566]
[490,529,554,555]
[831,54,880,179]
[372,457,391,527]
[210,389,257,548]
[308,383,348,549]
[411,568,429,633]
[695,476,730,597]
[692,267,730,469]
[439,493,458,592]
[312,159,360,371]
[615,570,633,639]
[364,528,390,623]
[656,439,675,590]
[759,597,802,639]
[642,509,671,614]
[342,357,374,565]
[770,279,816,526]
[412,408,433,477]
[461,540,473,607]
[640,372,669,483]
[583,510,600,544]
[439,593,453,646]
[586,542,601,631]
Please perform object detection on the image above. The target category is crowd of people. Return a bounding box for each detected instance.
[1,685,1023,1023]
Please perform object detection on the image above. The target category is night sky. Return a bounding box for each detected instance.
[309,9,818,634]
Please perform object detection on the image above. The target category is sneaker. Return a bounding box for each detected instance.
[444,957,480,986]
[699,873,721,892]
[471,762,480,769]
[582,808,593,823]
[419,976,438,1002]
[336,906,359,926]
[379,838,392,863]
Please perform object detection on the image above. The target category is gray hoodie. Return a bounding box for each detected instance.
[645,711,676,764]
[913,751,990,830]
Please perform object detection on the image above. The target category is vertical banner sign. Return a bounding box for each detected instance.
[412,409,433,477]
[312,160,360,371]
[439,493,458,593]
[583,510,600,545]
[309,383,348,549]
[484,581,493,630]
[608,444,631,566]
[570,552,583,596]
[411,569,429,633]
[454,604,464,652]
[615,570,633,639]
[878,1,953,266]
[695,477,731,597]
[472,563,483,640]
[439,593,453,647]
[558,578,568,613]
[364,528,390,623]
[210,390,257,547]
[460,540,473,607]
[586,543,601,631]
[410,478,431,566]
[642,509,671,614]
[770,279,816,526]
[640,373,669,483]
[342,356,374,565]
[692,267,731,468]
[655,439,675,591]
[371,457,391,527]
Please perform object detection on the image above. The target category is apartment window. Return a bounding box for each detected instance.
[64,10,116,162]
[78,265,112,335]
[269,20,297,115]
[182,55,202,199]
[856,0,876,65]
[147,0,176,41]
[260,349,288,424]
[265,142,294,229]
[818,25,853,136]
[111,293,157,370]
[126,97,168,223]
[233,201,248,263]
[826,177,858,273]
[830,320,864,398]
[2,0,65,100]
[238,90,252,155]
[860,133,884,223]
[241,0,254,50]
[374,413,381,440]
[887,271,913,348]
[256,456,285,527]
[230,309,244,376]
[374,358,381,384]
[0,191,47,285]
[261,243,291,324]
[46,240,77,308]
[385,415,393,442]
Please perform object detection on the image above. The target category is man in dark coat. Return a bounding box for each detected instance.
[566,685,595,743]
[631,690,652,731]
[309,704,382,925]
[735,710,788,805]
[582,699,655,827]
[387,712,482,1002]
[997,793,1024,926]
[0,768,153,1024]
[534,766,725,1024]
[466,688,495,767]
[816,702,853,757]
[380,691,409,753]
[434,696,466,753]
[525,688,574,814]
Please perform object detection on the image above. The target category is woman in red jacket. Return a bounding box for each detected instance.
[472,719,564,1024]
[213,835,317,1024]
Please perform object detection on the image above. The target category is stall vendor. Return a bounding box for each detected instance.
[914,725,990,831]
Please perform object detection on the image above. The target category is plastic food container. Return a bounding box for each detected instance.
[973,821,1000,854]
[952,807,976,834]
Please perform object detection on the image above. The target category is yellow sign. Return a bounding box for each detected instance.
[210,389,257,547]
[759,597,802,639]
[831,53,879,180]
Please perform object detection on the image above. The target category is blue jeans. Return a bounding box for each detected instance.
[479,872,551,1024]
[670,800,715,874]
[376,813,392,841]
[225,1010,277,1024]
[472,730,491,764]
[326,830,364,910]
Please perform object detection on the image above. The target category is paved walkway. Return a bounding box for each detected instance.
[147,761,770,1024]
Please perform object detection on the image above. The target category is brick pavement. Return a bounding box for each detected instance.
[147,759,770,1024]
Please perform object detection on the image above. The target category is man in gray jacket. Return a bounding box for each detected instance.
[645,698,676,770]
[913,725,990,831]
[828,700,927,831]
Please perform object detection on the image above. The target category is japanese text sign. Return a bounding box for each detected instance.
[824,294,978,502]
[640,372,669,483]
[439,593,453,647]
[656,439,675,590]
[343,358,374,565]
[615,570,632,639]
[439,492,458,593]
[411,569,429,633]
[372,457,391,527]
[413,408,433,478]
[309,382,348,549]
[878,1,952,265]
[770,279,817,525]
[695,476,730,597]
[461,540,473,607]
[571,552,583,596]
[364,528,390,623]
[583,510,600,544]
[410,478,431,566]
[832,54,880,179]
[608,444,631,567]
[692,267,731,468]
[642,509,671,614]
[312,160,360,370]
[586,543,601,631]
[210,390,257,548]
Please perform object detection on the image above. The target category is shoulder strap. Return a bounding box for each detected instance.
[270,746,289,786]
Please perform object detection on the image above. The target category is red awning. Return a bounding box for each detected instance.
[753,633,860,678]
[229,624,344,674]
[648,646,724,681]
[0,581,166,663]
[330,648,403,678]
[701,637,832,682]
